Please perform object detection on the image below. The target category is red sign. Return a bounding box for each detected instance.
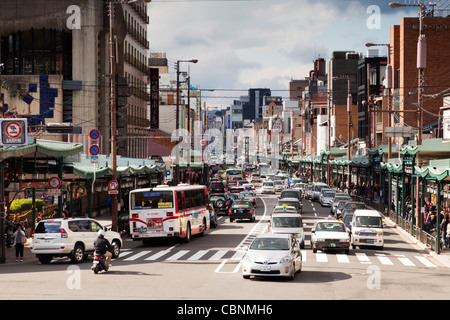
[48,177,62,189]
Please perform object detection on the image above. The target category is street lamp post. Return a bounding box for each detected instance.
[175,59,198,185]
[365,42,393,159]
[109,0,150,231]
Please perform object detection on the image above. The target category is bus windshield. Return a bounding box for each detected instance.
[131,191,174,209]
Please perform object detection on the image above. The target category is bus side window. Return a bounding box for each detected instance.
[177,191,184,211]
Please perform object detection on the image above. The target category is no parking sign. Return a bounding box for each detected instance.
[0,119,27,146]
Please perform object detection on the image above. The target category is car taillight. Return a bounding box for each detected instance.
[132,214,139,218]
[228,209,232,214]
[61,228,68,238]
[167,212,173,217]
[95,256,100,261]
[249,209,253,214]
[31,230,35,238]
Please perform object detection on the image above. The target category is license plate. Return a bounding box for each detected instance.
[360,239,366,243]
[328,243,336,248]
[260,266,271,272]
[137,227,147,233]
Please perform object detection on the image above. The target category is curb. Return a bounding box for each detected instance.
[384,215,450,269]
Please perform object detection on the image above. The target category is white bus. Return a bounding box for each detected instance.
[129,185,210,244]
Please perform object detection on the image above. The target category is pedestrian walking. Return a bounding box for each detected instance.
[13,225,26,262]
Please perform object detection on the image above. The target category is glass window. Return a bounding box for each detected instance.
[131,191,174,209]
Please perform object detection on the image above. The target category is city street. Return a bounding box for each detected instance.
[1,194,448,302]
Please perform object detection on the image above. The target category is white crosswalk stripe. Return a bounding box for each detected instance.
[188,250,209,261]
[376,254,394,265]
[123,250,152,261]
[208,250,228,261]
[116,248,440,269]
[415,256,438,268]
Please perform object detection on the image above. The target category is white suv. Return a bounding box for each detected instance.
[31,218,122,264]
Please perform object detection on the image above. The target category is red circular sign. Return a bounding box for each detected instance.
[199,138,208,148]
[48,177,62,189]
[108,180,119,191]
[5,122,22,139]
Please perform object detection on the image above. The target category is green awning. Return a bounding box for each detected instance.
[0,139,83,161]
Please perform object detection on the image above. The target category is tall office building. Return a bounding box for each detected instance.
[0,0,151,158]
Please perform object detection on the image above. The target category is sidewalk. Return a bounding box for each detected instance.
[384,215,450,268]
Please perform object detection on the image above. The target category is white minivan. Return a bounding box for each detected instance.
[351,209,384,250]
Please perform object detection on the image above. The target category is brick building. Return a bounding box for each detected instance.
[391,16,450,138]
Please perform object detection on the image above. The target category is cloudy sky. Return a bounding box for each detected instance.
[147,0,426,108]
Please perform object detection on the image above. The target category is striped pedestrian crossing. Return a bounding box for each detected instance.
[115,248,440,269]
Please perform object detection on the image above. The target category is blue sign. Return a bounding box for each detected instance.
[89,145,100,156]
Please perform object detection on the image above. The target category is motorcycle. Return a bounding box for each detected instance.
[92,254,108,274]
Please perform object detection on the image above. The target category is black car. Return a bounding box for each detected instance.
[210,193,232,215]
[229,200,255,222]
[209,181,227,194]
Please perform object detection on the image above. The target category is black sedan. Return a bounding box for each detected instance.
[229,200,255,222]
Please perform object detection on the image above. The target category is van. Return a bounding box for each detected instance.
[312,182,330,201]
[351,209,384,250]
[269,213,305,248]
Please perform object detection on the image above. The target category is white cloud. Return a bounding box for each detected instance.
[148,0,413,108]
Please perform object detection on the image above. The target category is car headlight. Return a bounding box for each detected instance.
[280,256,290,263]
[244,255,252,263]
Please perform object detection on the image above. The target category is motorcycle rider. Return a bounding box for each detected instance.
[93,229,113,270]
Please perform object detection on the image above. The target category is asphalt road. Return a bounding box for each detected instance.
[1,192,449,303]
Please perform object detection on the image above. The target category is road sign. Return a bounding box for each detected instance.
[48,177,62,189]
[0,119,27,146]
[91,155,99,163]
[89,129,100,140]
[89,145,100,156]
[108,180,119,191]
[199,138,208,148]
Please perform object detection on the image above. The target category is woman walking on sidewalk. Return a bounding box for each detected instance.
[13,225,26,262]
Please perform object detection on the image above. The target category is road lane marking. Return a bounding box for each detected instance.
[188,250,209,261]
[375,254,394,265]
[145,249,171,261]
[316,253,328,262]
[123,250,152,261]
[415,256,437,268]
[208,250,228,260]
[166,250,190,261]
[336,254,350,263]
[355,252,371,264]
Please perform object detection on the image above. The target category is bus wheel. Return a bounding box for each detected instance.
[182,224,191,243]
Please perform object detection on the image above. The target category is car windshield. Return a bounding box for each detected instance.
[233,201,251,208]
[250,237,290,250]
[273,216,302,228]
[323,192,335,198]
[355,216,382,228]
[263,182,274,186]
[314,185,329,191]
[282,191,300,198]
[338,201,349,209]
[315,222,346,232]
[334,196,351,203]
[343,214,354,224]
[274,181,282,185]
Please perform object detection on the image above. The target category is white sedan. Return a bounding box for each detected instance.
[310,220,350,254]
[242,233,302,280]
